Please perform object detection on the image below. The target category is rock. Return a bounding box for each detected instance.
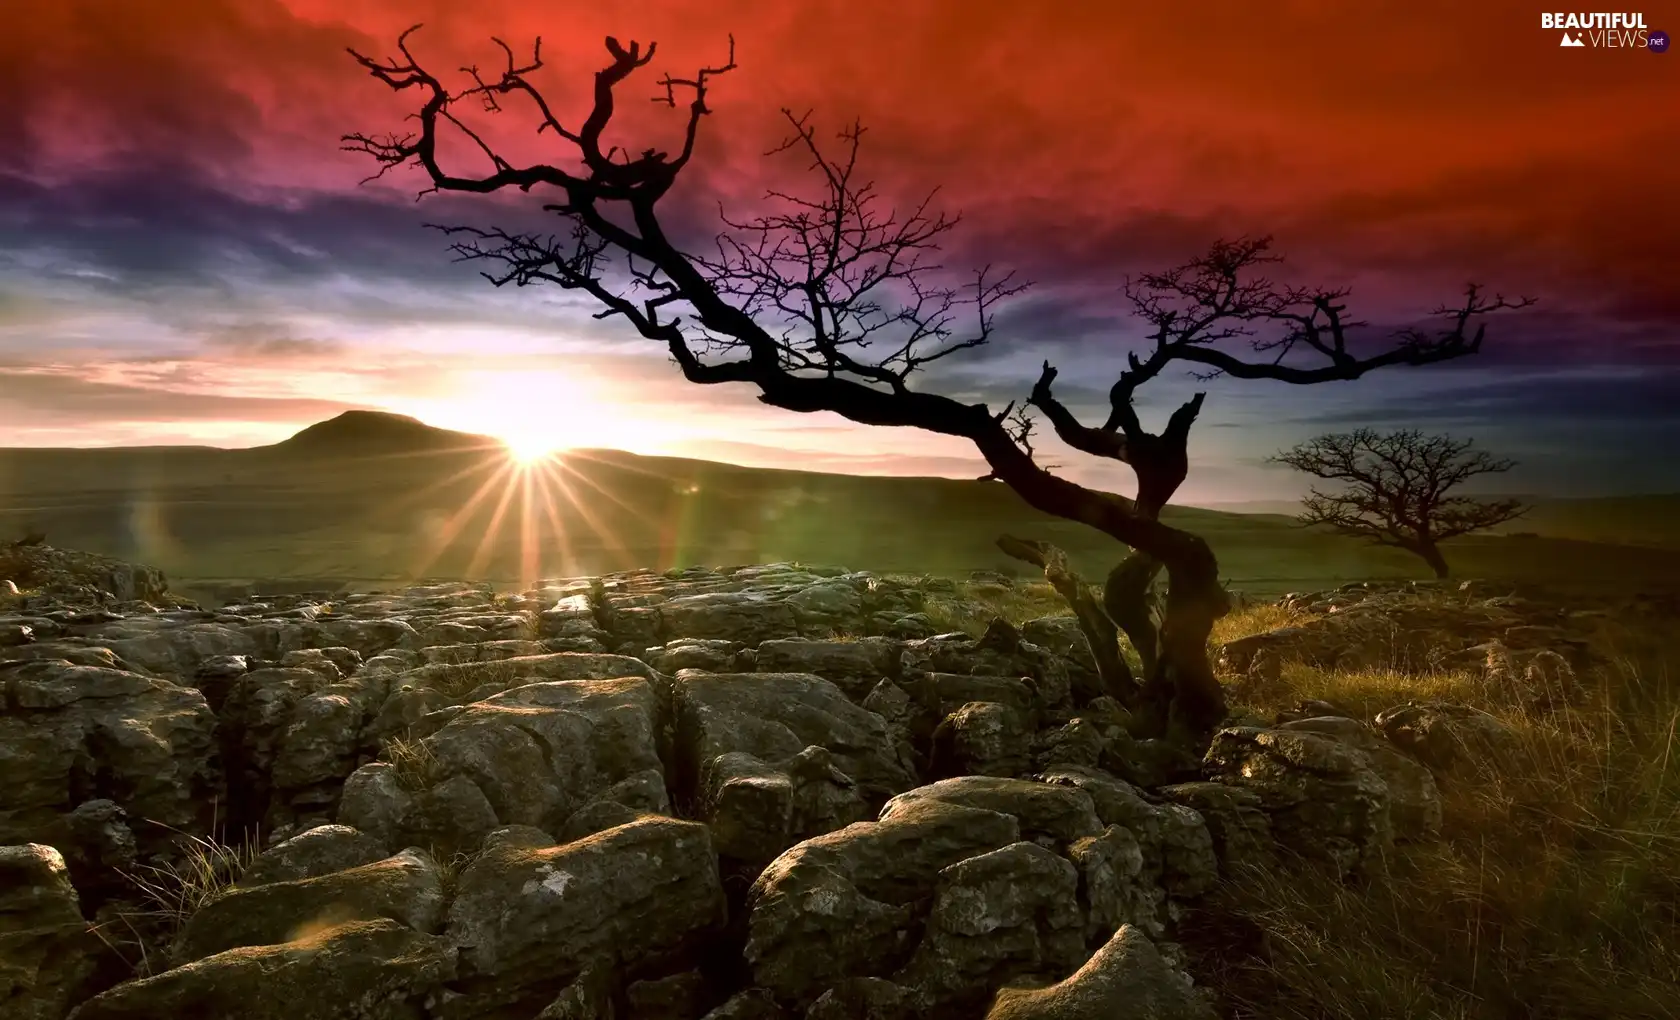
[805,977,914,1019]
[660,592,799,645]
[63,799,137,879]
[753,639,903,701]
[894,841,1086,1009]
[902,673,1039,740]
[279,648,348,681]
[901,631,1071,717]
[444,817,725,1018]
[745,797,1022,1006]
[416,640,548,666]
[1374,701,1522,776]
[880,778,1103,850]
[0,545,168,604]
[480,825,556,852]
[700,988,786,1019]
[1271,698,1359,725]
[339,676,665,852]
[174,848,445,964]
[1067,825,1156,941]
[87,622,262,679]
[1033,718,1107,770]
[0,843,97,1020]
[0,661,218,855]
[397,651,654,701]
[673,671,915,866]
[1019,617,1102,704]
[645,638,742,674]
[239,824,390,887]
[66,919,456,1020]
[1203,727,1393,878]
[1156,782,1273,873]
[8,557,1611,1020]
[984,924,1216,1020]
[532,958,616,1018]
[927,702,1034,779]
[626,969,710,1020]
[1039,766,1216,900]
[1278,716,1443,840]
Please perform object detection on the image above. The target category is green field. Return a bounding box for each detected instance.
[5,412,1678,600]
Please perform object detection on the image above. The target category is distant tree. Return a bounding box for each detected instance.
[1273,429,1528,578]
[345,27,1532,741]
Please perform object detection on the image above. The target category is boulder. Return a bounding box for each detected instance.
[444,817,725,1017]
[66,919,456,1020]
[339,676,665,852]
[0,662,218,854]
[1203,727,1393,878]
[984,924,1216,1020]
[0,843,97,1020]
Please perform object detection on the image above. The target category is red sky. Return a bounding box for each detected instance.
[1,0,1676,498]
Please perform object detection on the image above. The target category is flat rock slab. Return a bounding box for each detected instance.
[67,919,456,1020]
[175,849,445,964]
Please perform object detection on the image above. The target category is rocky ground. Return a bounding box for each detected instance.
[0,543,1642,1020]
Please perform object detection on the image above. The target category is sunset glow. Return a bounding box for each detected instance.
[392,369,612,461]
[0,0,1674,498]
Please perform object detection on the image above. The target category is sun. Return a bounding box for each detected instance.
[397,369,613,463]
[503,434,562,465]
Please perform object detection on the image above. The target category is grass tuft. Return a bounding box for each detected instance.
[381,733,443,792]
[97,826,261,977]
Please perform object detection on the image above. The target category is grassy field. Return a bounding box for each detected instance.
[948,584,1678,1020]
[4,412,1678,600]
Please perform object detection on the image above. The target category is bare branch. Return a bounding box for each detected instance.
[345,26,1527,740]
[1273,429,1528,577]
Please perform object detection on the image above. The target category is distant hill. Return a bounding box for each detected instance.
[263,411,499,457]
[1197,494,1680,551]
[1488,494,1680,549]
[2,414,1678,595]
[1191,500,1304,517]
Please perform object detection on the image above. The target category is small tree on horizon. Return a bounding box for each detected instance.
[1273,429,1528,579]
[343,27,1533,741]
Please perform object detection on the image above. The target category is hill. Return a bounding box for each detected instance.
[1198,494,1680,550]
[264,410,499,457]
[3,415,1678,597]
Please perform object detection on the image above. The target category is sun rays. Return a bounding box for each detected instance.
[319,443,691,591]
[257,364,740,587]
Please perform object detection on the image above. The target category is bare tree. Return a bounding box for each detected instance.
[343,27,1532,741]
[1272,429,1527,578]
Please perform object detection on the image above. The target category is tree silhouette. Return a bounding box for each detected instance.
[1273,429,1528,578]
[344,28,1532,741]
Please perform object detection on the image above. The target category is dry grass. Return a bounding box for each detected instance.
[98,825,260,976]
[1210,601,1306,647]
[380,733,442,792]
[420,843,480,901]
[421,653,526,700]
[1190,612,1680,1020]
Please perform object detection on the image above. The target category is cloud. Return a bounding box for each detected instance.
[0,0,1673,498]
[1282,368,1680,429]
[0,366,361,424]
